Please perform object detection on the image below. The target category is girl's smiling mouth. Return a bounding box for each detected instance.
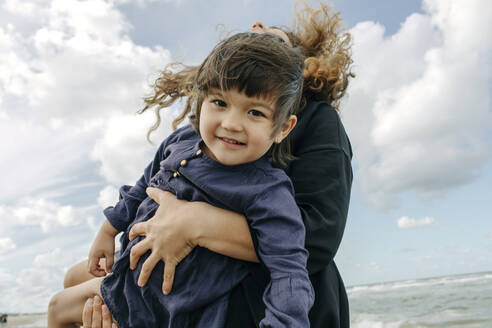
[218,136,246,146]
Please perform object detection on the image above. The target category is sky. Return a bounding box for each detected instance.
[0,0,491,314]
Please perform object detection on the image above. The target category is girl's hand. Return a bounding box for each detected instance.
[88,221,118,276]
[128,187,199,295]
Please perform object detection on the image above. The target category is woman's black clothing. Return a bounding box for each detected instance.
[225,101,353,328]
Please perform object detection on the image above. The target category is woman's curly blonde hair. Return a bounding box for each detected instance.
[139,0,354,140]
[286,0,354,111]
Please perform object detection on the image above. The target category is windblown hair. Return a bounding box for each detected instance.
[139,1,354,166]
[284,1,354,110]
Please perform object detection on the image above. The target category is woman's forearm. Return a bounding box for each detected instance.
[189,201,259,263]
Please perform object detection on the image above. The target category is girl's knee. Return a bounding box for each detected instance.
[63,260,94,288]
[48,290,65,323]
[48,278,104,326]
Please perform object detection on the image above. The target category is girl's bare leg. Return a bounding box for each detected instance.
[64,258,109,288]
[48,276,104,328]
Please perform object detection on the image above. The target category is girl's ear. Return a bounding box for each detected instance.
[274,115,297,144]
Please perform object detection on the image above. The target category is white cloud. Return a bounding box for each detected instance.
[114,0,185,6]
[10,198,81,232]
[91,110,175,185]
[0,248,80,313]
[0,0,173,202]
[98,185,120,209]
[0,268,15,289]
[397,216,436,229]
[3,0,50,17]
[0,116,97,203]
[0,238,16,253]
[1,0,171,122]
[343,0,492,208]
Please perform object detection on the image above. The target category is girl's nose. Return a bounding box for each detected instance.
[251,21,265,30]
[221,111,243,131]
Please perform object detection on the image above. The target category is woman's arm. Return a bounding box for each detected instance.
[193,200,259,263]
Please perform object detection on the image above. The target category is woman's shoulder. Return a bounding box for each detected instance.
[291,101,352,159]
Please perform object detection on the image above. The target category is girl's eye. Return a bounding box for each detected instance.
[213,99,227,107]
[248,109,265,117]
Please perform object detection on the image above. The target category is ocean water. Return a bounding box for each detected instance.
[2,271,491,327]
[348,271,492,327]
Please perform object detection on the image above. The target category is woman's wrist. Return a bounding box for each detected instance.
[186,201,206,246]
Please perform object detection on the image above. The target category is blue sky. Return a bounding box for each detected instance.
[0,0,491,313]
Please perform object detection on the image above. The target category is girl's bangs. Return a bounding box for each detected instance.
[205,61,279,103]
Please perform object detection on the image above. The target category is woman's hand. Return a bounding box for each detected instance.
[82,296,118,328]
[128,187,199,295]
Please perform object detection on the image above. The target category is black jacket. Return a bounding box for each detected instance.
[225,101,353,328]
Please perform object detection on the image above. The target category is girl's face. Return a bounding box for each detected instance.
[199,88,296,166]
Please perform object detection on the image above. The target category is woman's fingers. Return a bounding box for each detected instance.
[145,187,164,204]
[101,304,115,328]
[92,296,103,328]
[128,221,147,241]
[129,237,151,270]
[82,296,115,328]
[162,262,176,295]
[82,297,93,328]
[137,253,160,287]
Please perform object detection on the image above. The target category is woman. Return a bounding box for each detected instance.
[78,2,354,327]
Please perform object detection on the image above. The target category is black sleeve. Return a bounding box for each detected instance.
[288,102,353,274]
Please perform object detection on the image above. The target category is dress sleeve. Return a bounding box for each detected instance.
[288,103,353,274]
[246,179,314,328]
[103,127,188,232]
[102,158,158,232]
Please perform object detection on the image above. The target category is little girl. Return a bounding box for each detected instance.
[48,32,314,327]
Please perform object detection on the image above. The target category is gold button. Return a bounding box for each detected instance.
[196,149,202,155]
[173,172,178,178]
[180,159,187,166]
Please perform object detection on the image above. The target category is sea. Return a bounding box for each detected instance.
[1,271,491,328]
[348,271,492,327]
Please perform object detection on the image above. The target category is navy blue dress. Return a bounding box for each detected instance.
[100,125,314,328]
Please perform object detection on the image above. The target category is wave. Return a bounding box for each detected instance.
[351,313,408,328]
[347,271,492,295]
